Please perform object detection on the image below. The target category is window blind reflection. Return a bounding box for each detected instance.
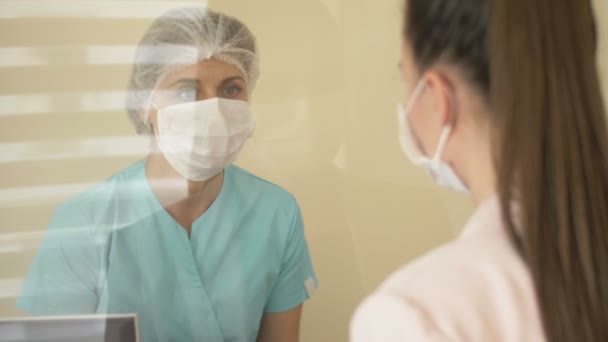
[0,1,207,19]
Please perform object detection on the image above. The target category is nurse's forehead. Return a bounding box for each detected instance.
[159,59,246,86]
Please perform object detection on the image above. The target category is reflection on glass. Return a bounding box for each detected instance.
[16,7,317,342]
[0,1,207,19]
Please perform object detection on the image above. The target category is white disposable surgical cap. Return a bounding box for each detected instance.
[125,7,260,135]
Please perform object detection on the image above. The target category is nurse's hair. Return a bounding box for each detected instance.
[404,0,607,340]
[125,7,259,135]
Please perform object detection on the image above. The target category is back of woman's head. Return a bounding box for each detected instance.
[404,0,608,340]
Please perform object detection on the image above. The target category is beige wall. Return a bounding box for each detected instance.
[0,1,606,341]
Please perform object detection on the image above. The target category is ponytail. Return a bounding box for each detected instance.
[490,0,608,340]
[405,0,608,339]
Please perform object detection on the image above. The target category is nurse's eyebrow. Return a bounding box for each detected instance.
[219,76,246,87]
[169,78,199,87]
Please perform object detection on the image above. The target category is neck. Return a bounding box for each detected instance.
[469,170,496,207]
[459,139,497,207]
[145,152,224,214]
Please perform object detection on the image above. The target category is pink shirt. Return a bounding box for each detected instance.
[350,196,545,341]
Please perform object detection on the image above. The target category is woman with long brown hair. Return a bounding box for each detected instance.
[351,0,608,340]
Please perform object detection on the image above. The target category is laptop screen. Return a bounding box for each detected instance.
[0,314,138,342]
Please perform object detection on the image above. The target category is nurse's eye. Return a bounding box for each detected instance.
[221,85,243,98]
[174,87,197,103]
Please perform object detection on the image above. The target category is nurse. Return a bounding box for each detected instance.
[352,0,608,341]
[18,7,317,342]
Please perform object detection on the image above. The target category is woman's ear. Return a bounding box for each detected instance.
[424,69,457,129]
[148,97,160,119]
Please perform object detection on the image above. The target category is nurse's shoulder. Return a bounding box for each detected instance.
[351,197,543,341]
[52,161,146,229]
[226,165,318,313]
[227,164,300,210]
[16,162,144,315]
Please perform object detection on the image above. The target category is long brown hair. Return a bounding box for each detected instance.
[405,0,608,340]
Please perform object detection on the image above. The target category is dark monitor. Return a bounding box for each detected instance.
[0,314,139,342]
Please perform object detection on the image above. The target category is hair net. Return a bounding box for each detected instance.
[125,7,260,135]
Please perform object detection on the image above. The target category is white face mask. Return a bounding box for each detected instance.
[397,80,469,193]
[152,98,255,181]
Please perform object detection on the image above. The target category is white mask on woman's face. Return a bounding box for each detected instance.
[152,98,255,181]
[397,79,469,193]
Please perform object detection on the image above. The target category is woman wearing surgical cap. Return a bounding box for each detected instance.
[18,7,317,342]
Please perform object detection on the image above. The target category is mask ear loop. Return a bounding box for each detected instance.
[404,79,428,115]
[400,79,429,159]
[141,86,160,131]
[432,125,453,164]
[431,87,457,165]
[146,93,163,150]
[146,73,168,127]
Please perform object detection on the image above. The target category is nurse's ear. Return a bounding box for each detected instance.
[145,87,165,137]
[146,102,159,133]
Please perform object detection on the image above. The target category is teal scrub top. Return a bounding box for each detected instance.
[17,161,318,342]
